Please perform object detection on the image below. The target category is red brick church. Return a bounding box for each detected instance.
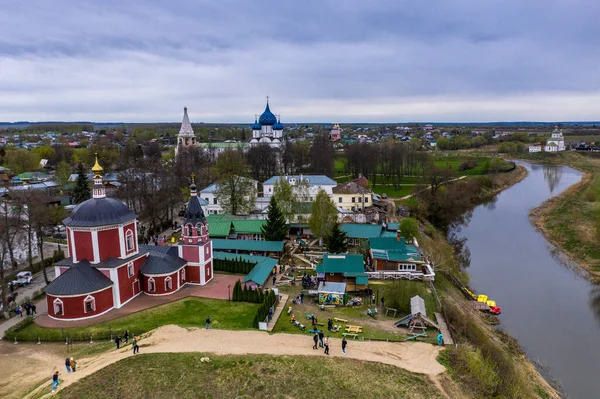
[44,158,213,321]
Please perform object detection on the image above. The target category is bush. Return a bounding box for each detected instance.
[450,345,500,397]
[458,160,477,171]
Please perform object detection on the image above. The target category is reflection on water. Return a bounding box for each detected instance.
[543,164,563,193]
[589,287,600,325]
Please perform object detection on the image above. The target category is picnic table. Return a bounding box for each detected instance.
[345,325,363,334]
[334,318,348,323]
[342,332,358,339]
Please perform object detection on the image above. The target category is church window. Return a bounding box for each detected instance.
[53,298,64,315]
[128,262,134,277]
[148,277,156,292]
[182,269,186,281]
[84,295,96,313]
[165,276,173,291]
[125,230,134,252]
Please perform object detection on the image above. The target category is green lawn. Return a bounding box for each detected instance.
[5,297,260,342]
[275,281,438,343]
[371,184,417,199]
[433,155,514,176]
[53,353,443,399]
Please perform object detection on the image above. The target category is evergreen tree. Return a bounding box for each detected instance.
[242,284,248,301]
[72,163,91,204]
[261,196,288,241]
[325,222,349,254]
[233,280,242,301]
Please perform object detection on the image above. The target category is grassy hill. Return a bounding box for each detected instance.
[52,353,444,399]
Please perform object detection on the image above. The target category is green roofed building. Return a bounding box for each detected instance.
[211,238,284,255]
[206,214,267,239]
[316,253,368,291]
[341,223,384,246]
[213,251,278,289]
[368,237,434,280]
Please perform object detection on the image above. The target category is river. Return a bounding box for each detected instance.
[459,161,598,399]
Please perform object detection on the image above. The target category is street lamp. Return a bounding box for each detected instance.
[228,285,231,301]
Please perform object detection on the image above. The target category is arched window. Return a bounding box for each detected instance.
[53,298,64,316]
[125,229,134,252]
[84,295,96,313]
[148,277,155,292]
[186,224,193,236]
[165,276,173,291]
[128,262,134,277]
[181,268,186,282]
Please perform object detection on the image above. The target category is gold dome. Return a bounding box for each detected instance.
[92,154,104,177]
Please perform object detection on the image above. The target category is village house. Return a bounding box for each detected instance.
[332,179,373,212]
[316,253,369,292]
[367,237,435,280]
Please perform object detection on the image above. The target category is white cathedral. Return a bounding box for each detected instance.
[249,99,284,148]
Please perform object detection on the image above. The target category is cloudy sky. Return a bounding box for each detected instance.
[1,0,599,123]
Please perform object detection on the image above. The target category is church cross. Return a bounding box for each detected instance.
[190,173,196,184]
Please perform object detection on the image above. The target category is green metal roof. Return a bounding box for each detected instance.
[341,223,383,239]
[355,276,369,285]
[208,221,232,237]
[212,251,271,265]
[316,254,365,274]
[211,239,284,252]
[207,214,225,223]
[232,220,266,235]
[379,231,397,238]
[242,257,278,285]
[387,222,400,231]
[369,237,423,262]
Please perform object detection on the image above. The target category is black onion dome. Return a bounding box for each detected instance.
[183,195,206,225]
[63,198,137,227]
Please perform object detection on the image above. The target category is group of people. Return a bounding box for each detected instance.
[51,357,79,393]
[301,273,316,289]
[312,332,347,355]
[14,302,36,317]
[114,331,140,354]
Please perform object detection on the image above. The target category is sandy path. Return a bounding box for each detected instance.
[25,325,445,398]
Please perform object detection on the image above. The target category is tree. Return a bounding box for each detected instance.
[272,177,295,222]
[308,190,338,245]
[261,197,288,241]
[310,133,334,176]
[55,161,72,192]
[72,163,91,204]
[399,217,419,242]
[214,150,256,215]
[325,222,348,254]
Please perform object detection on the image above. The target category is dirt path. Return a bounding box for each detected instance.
[24,325,445,398]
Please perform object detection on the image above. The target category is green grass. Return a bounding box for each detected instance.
[274,281,438,343]
[433,155,514,176]
[5,297,260,342]
[371,184,417,199]
[54,353,444,399]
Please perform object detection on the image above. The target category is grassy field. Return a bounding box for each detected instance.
[5,297,260,342]
[274,280,438,343]
[53,353,444,399]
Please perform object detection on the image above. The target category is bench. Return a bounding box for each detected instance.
[342,333,358,339]
[334,318,348,323]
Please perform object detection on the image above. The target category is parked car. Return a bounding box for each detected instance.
[12,271,33,286]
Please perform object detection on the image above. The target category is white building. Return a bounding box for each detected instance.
[528,145,542,153]
[199,178,259,215]
[175,107,197,156]
[262,175,337,202]
[249,99,284,148]
[544,127,565,152]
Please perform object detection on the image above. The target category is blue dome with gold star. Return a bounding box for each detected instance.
[258,102,277,126]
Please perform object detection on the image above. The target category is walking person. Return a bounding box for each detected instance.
[18,305,23,317]
[115,335,122,350]
[65,358,71,373]
[381,296,385,309]
[272,275,276,286]
[70,358,77,372]
[327,319,333,332]
[124,330,129,344]
[206,315,211,329]
[312,332,319,350]
[25,303,31,316]
[318,331,324,348]
[342,337,347,355]
[324,337,330,355]
[132,336,139,354]
[51,371,60,393]
[31,303,37,315]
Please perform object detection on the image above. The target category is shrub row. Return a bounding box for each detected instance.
[231,280,264,304]
[253,290,277,328]
[214,258,256,274]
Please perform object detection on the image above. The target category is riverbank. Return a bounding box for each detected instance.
[520,152,600,281]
